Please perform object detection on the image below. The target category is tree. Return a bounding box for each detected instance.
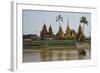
[80,16,88,34]
[56,15,63,27]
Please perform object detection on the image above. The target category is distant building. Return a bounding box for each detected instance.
[64,19,77,40]
[23,34,33,42]
[76,24,84,41]
[48,25,53,38]
[71,29,77,39]
[40,23,48,40]
[56,26,65,40]
[65,20,71,39]
[23,34,40,42]
[40,22,54,40]
[32,35,40,40]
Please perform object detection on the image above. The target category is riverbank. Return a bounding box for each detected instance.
[23,43,90,53]
[23,40,90,53]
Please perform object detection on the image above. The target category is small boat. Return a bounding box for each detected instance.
[79,48,86,56]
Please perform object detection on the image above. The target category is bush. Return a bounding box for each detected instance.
[32,40,76,46]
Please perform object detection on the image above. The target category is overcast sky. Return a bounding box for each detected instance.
[23,10,91,37]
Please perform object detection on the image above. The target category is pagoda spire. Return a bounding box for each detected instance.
[48,24,53,38]
[44,20,46,25]
[77,24,84,41]
[66,18,71,33]
[40,21,48,40]
[67,18,69,25]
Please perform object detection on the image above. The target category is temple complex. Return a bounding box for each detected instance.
[40,20,84,40]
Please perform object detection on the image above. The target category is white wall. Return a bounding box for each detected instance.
[0,0,100,73]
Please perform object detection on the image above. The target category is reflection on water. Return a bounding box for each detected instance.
[23,48,91,62]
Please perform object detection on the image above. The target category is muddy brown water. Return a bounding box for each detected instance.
[23,47,91,62]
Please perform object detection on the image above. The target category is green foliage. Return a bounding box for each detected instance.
[32,40,76,46]
[80,16,88,25]
[56,15,63,22]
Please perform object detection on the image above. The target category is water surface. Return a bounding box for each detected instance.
[23,48,90,62]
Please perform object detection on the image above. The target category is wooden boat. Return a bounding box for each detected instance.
[78,48,86,56]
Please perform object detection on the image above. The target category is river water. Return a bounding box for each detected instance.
[23,48,91,62]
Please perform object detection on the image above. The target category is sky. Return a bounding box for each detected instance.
[23,10,91,37]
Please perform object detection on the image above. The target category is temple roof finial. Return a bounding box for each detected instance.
[50,24,51,27]
[44,20,46,25]
[67,18,69,25]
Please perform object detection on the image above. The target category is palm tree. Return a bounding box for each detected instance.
[56,15,63,27]
[80,16,88,34]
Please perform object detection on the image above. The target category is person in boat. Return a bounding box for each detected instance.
[79,48,86,56]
